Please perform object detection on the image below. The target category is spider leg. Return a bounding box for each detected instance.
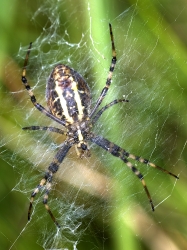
[92,98,129,123]
[123,151,179,179]
[21,43,67,127]
[90,23,117,117]
[90,135,179,211]
[28,141,72,228]
[28,178,46,220]
[22,126,66,135]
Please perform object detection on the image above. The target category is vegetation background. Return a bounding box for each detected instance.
[1,0,187,249]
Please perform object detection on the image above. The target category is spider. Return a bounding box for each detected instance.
[22,24,179,228]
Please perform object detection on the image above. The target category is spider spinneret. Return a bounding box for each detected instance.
[21,24,179,228]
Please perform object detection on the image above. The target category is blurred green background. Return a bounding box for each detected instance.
[1,0,187,249]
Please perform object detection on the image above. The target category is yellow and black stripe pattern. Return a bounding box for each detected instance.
[46,64,91,124]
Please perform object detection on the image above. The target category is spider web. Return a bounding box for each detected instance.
[1,0,187,249]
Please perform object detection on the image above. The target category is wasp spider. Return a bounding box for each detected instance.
[21,24,179,228]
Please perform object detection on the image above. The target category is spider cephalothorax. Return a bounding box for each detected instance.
[21,24,179,228]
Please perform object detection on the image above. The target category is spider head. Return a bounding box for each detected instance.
[81,143,87,150]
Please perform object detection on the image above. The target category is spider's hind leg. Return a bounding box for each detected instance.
[89,23,117,117]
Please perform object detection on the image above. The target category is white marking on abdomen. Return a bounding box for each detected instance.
[72,81,84,121]
[55,81,74,124]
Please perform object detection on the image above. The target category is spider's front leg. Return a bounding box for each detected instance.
[90,135,179,211]
[28,141,72,228]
